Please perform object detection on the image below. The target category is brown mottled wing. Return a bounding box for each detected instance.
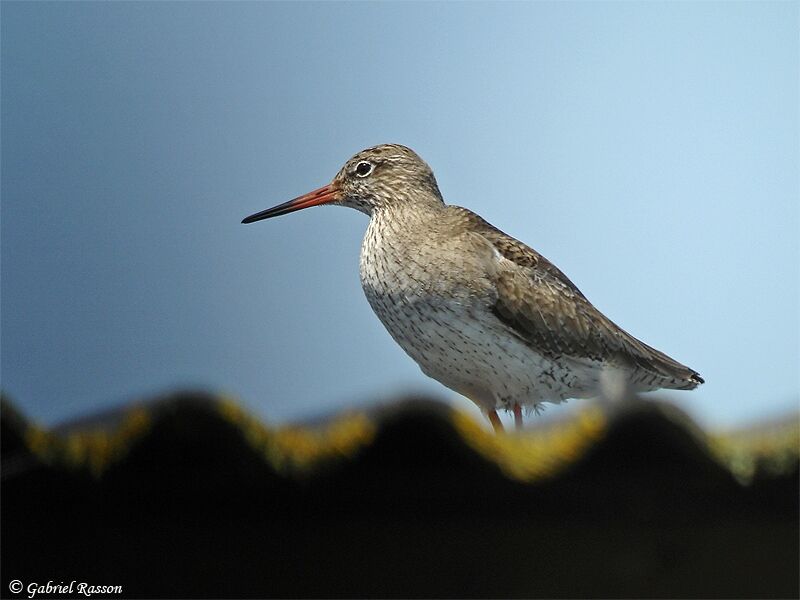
[447,206,703,388]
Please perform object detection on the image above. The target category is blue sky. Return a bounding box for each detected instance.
[2,1,797,429]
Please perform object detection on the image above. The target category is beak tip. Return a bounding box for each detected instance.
[241,213,263,224]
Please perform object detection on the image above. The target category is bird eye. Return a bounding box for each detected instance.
[355,161,373,177]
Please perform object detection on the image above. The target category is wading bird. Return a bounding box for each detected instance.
[242,144,703,432]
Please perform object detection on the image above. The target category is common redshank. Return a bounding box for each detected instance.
[242,144,703,432]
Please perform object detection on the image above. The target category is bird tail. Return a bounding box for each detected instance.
[634,343,704,390]
[613,327,704,391]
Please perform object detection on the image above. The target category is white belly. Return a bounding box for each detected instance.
[361,282,598,409]
[358,211,599,409]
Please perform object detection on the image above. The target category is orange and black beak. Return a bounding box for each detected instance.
[241,183,340,224]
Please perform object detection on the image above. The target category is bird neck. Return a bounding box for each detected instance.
[370,192,445,223]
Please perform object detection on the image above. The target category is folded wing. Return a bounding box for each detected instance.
[447,205,703,389]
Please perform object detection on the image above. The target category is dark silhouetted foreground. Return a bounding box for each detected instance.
[2,393,798,599]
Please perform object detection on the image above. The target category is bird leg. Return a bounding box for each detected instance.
[513,403,523,430]
[487,410,504,433]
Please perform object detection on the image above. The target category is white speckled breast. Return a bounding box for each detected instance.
[358,206,594,411]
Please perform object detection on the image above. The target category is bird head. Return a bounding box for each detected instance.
[242,144,443,224]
